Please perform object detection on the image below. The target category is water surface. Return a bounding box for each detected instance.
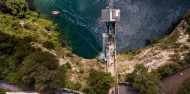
[34,0,190,58]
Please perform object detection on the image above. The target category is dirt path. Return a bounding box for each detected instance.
[0,81,21,92]
[162,66,190,94]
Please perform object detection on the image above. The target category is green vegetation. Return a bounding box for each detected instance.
[5,0,29,18]
[184,10,190,23]
[126,64,162,94]
[64,80,82,91]
[0,1,68,91]
[178,77,190,94]
[0,32,66,91]
[84,69,114,94]
[0,88,6,94]
[157,53,190,78]
[43,41,55,49]
[19,52,65,91]
[148,37,159,45]
[0,1,106,93]
[0,32,37,83]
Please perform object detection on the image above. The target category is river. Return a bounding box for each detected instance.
[33,0,190,59]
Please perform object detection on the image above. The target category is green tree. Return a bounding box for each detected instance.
[6,0,29,18]
[19,52,66,91]
[85,69,114,94]
[126,64,162,94]
[157,65,173,78]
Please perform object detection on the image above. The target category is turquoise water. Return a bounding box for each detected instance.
[33,0,190,59]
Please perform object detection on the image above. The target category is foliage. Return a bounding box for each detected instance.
[19,52,66,91]
[43,41,55,49]
[0,88,6,94]
[157,64,173,78]
[161,31,180,47]
[64,80,82,90]
[85,69,114,94]
[178,77,190,94]
[0,3,72,92]
[157,53,190,78]
[0,0,7,12]
[148,37,159,45]
[5,0,29,18]
[184,10,190,23]
[0,32,36,83]
[126,64,162,94]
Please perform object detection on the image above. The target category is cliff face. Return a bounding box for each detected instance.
[117,20,190,82]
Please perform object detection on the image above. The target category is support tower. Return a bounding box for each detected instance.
[99,7,120,94]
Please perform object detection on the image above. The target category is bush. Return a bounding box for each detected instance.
[85,69,114,94]
[0,32,37,83]
[19,51,65,91]
[43,41,55,49]
[126,64,162,94]
[157,65,173,78]
[0,88,6,94]
[24,23,37,31]
[148,37,159,45]
[6,0,29,18]
[184,10,190,22]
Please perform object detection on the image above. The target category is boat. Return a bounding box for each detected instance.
[51,11,60,15]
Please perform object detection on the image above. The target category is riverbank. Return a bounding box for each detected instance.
[117,19,190,82]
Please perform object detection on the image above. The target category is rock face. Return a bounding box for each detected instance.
[117,20,190,82]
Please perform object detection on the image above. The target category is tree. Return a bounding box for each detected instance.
[157,64,173,78]
[19,52,66,91]
[85,69,114,94]
[6,0,29,18]
[126,64,162,94]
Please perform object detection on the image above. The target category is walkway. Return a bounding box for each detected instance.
[162,66,190,94]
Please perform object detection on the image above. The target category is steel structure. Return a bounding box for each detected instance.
[99,7,120,94]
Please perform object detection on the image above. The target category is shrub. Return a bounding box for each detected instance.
[126,64,162,94]
[19,52,65,91]
[157,65,173,78]
[184,10,190,22]
[169,62,182,72]
[85,69,114,94]
[6,0,29,18]
[43,41,55,49]
[0,88,6,94]
[148,37,159,45]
